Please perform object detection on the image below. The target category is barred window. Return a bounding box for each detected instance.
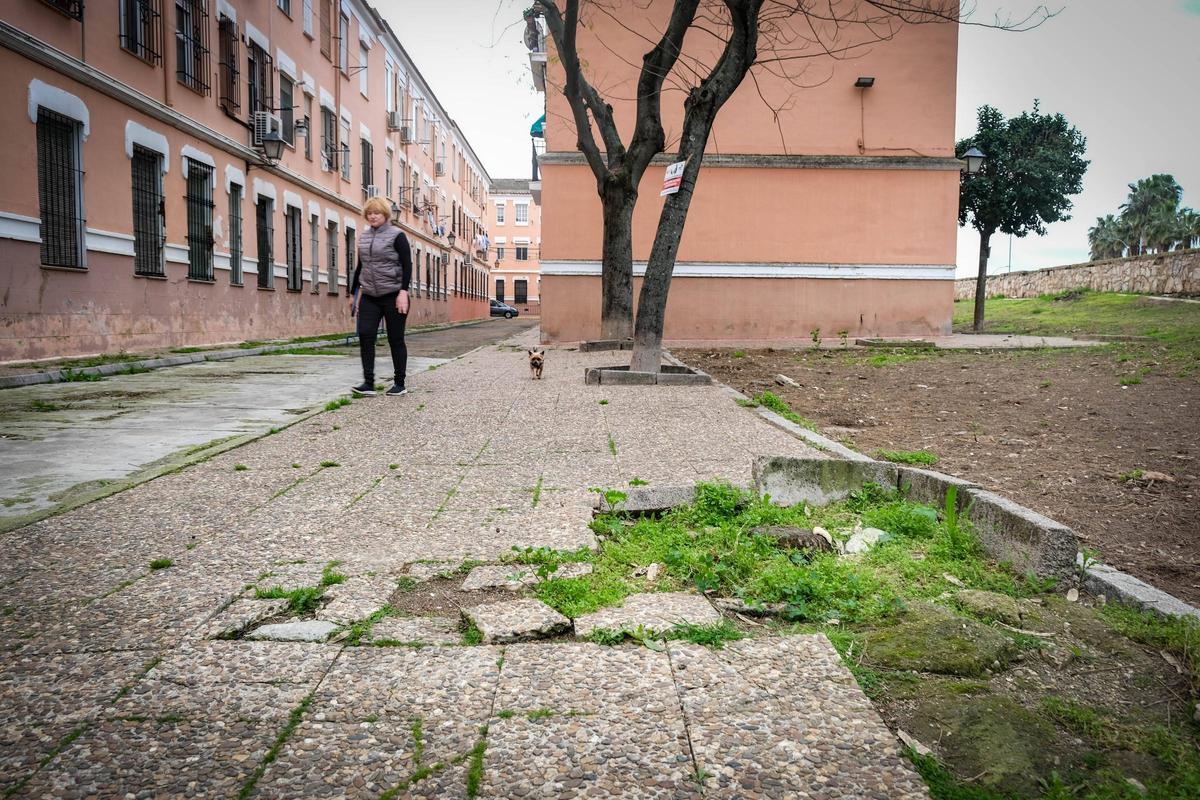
[340,118,351,180]
[229,184,243,285]
[320,106,336,171]
[175,0,210,95]
[514,279,528,305]
[36,108,85,269]
[131,146,164,276]
[285,207,302,291]
[247,41,273,117]
[256,198,274,288]
[303,96,312,161]
[40,0,84,21]
[217,15,239,115]
[185,158,214,281]
[496,246,504,262]
[279,76,295,146]
[121,0,163,65]
[326,220,338,295]
[495,278,504,304]
[344,228,355,293]
[319,0,332,59]
[309,216,319,291]
[338,11,349,74]
[360,138,373,192]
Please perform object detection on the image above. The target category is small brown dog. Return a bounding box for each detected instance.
[527,348,545,380]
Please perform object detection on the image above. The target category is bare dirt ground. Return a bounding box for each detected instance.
[677,345,1200,606]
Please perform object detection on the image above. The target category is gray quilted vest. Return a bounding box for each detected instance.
[356,223,407,297]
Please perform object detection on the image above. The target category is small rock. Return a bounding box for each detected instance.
[1140,471,1174,483]
[1125,778,1147,795]
[843,527,888,555]
[942,573,965,588]
[645,563,661,582]
[247,620,339,643]
[1066,588,1079,602]
[774,374,800,388]
[896,729,932,757]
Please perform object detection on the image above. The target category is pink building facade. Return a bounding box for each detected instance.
[0,0,493,362]
[529,2,962,345]
[489,178,541,316]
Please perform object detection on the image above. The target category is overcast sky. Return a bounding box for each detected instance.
[378,1,1200,276]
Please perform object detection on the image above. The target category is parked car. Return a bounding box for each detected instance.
[490,300,519,319]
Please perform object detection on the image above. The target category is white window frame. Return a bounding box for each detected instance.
[495,202,505,225]
[359,42,369,97]
[515,202,529,225]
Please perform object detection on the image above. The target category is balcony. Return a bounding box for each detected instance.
[525,14,547,92]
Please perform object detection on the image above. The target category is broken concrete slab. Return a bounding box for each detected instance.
[460,562,593,591]
[593,485,696,516]
[194,599,289,640]
[955,590,1023,626]
[752,456,897,507]
[863,602,1017,677]
[573,592,721,638]
[896,466,981,508]
[247,620,339,643]
[317,576,397,625]
[364,616,461,646]
[462,599,571,644]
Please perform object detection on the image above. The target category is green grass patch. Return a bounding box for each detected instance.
[607,434,617,456]
[324,397,352,411]
[233,464,248,471]
[319,460,340,468]
[628,477,648,487]
[531,475,544,508]
[148,558,173,571]
[735,397,760,408]
[254,584,325,615]
[876,449,940,466]
[1098,603,1199,691]
[320,562,347,586]
[753,391,817,431]
[59,368,103,382]
[461,619,483,646]
[465,729,488,798]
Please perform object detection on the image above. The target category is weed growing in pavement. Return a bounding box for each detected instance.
[1118,468,1145,483]
[324,397,351,411]
[319,460,340,468]
[291,462,302,469]
[526,708,556,721]
[732,350,747,358]
[753,391,817,431]
[148,559,173,570]
[629,477,648,487]
[496,709,515,719]
[342,606,394,646]
[234,464,248,471]
[320,563,347,586]
[599,399,609,405]
[735,397,759,408]
[389,463,399,470]
[838,330,850,348]
[607,434,618,456]
[236,695,313,800]
[465,728,488,798]
[254,585,324,614]
[411,718,425,764]
[876,449,940,466]
[60,368,103,382]
[810,328,821,348]
[531,475,544,508]
[461,619,483,645]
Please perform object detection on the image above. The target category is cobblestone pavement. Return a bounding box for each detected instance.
[0,329,929,798]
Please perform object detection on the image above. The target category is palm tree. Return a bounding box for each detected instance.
[1119,174,1184,253]
[1088,214,1131,260]
[1177,209,1200,250]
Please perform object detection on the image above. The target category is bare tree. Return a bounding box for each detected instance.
[535,0,1050,370]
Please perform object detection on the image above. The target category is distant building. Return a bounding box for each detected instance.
[0,0,493,361]
[489,178,541,315]
[527,2,961,344]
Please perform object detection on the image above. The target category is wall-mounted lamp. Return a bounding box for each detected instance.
[258,131,285,165]
[293,119,309,137]
[854,76,875,88]
[961,146,986,175]
[447,231,456,250]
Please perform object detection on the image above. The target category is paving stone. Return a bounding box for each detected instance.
[593,485,696,515]
[193,598,289,640]
[460,561,593,591]
[0,651,152,726]
[318,575,398,625]
[463,598,571,644]
[247,620,340,642]
[256,562,331,592]
[404,561,461,582]
[573,592,720,638]
[364,616,461,646]
[254,719,416,799]
[479,714,699,799]
[0,722,75,794]
[495,643,676,719]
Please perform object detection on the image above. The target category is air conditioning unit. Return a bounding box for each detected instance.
[252,111,282,146]
[435,161,445,177]
[366,185,380,198]
[386,111,403,131]
[399,126,415,144]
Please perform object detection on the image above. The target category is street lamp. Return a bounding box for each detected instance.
[259,131,285,165]
[447,231,456,250]
[962,146,985,175]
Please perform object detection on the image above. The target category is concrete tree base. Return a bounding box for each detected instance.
[583,364,712,386]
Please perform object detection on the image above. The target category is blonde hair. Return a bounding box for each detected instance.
[363,196,393,219]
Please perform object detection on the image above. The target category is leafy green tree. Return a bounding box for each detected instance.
[958,103,1089,331]
[1087,214,1128,261]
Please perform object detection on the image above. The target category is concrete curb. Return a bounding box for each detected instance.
[1079,558,1200,620]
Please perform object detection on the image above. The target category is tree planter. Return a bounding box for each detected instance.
[584,364,711,386]
[578,339,633,352]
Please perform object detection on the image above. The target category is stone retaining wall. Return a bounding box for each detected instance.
[954,249,1199,300]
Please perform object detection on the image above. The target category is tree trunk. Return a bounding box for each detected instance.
[599,184,635,341]
[972,229,992,332]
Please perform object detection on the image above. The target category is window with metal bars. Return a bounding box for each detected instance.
[247,41,273,117]
[229,184,243,285]
[285,207,302,291]
[131,146,164,276]
[338,11,349,74]
[279,76,295,146]
[309,216,319,292]
[303,96,312,160]
[339,119,351,180]
[514,279,528,305]
[495,278,505,304]
[320,107,336,172]
[217,15,239,115]
[360,139,373,193]
[344,228,355,294]
[256,198,274,288]
[40,0,84,20]
[121,0,163,64]
[319,0,332,59]
[185,158,214,281]
[326,221,338,295]
[36,108,85,269]
[175,0,210,95]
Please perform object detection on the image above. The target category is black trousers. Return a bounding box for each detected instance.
[357,292,408,384]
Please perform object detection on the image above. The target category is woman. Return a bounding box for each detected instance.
[350,197,413,397]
